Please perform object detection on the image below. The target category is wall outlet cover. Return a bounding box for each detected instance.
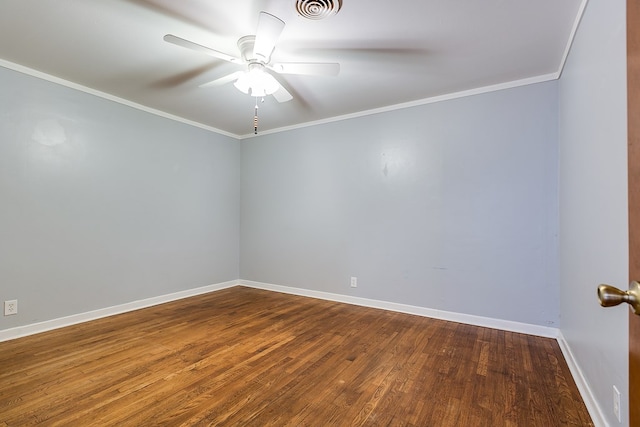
[4,300,18,316]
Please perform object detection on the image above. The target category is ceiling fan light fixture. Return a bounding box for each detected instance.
[295,0,342,20]
[233,64,280,97]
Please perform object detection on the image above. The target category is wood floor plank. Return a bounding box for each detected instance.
[0,286,592,426]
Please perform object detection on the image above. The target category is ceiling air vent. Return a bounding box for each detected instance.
[295,0,342,20]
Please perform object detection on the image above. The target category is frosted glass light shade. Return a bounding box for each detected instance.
[234,67,280,97]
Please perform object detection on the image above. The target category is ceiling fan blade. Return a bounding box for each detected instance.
[272,85,293,103]
[268,72,293,103]
[253,12,285,62]
[270,62,340,76]
[164,34,241,64]
[199,71,245,88]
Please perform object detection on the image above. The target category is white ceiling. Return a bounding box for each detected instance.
[0,0,585,138]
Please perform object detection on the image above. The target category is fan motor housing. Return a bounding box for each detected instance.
[295,0,342,20]
[237,35,257,62]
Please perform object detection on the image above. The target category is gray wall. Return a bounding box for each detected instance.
[241,82,560,327]
[0,66,240,329]
[558,0,629,424]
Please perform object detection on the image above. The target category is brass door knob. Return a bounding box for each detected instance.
[598,281,640,315]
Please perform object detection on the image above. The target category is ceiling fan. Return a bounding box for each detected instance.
[164,11,340,103]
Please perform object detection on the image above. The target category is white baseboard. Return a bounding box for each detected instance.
[0,280,239,342]
[239,280,559,338]
[0,279,560,342]
[557,332,608,427]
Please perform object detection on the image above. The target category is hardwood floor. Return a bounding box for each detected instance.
[0,286,592,426]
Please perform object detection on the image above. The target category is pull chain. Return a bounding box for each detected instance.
[252,97,266,135]
[253,97,259,135]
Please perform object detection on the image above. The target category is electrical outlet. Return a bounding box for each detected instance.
[4,300,18,316]
[350,277,358,288]
[613,385,621,423]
